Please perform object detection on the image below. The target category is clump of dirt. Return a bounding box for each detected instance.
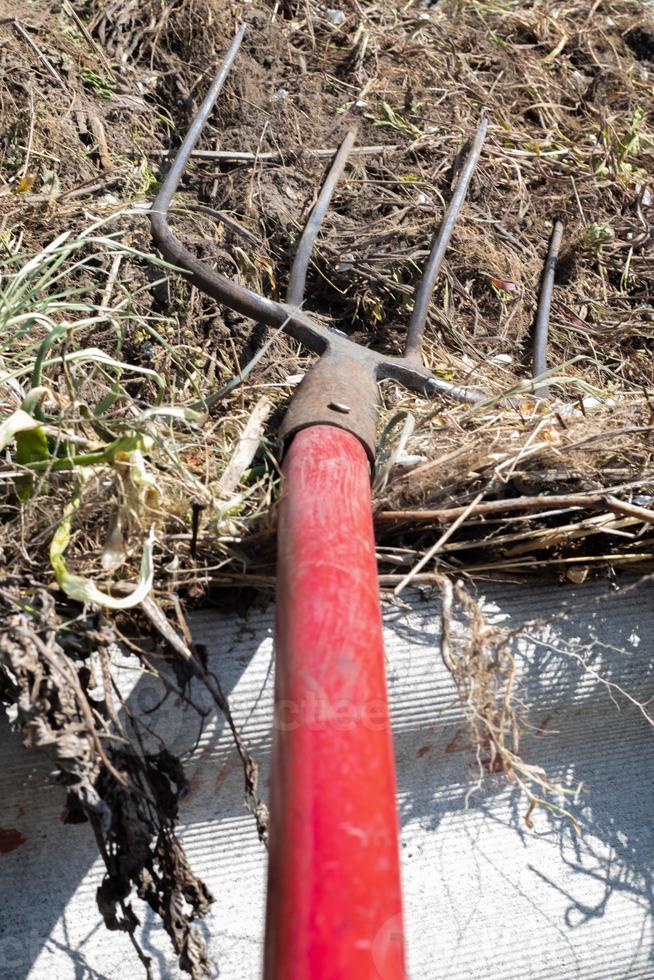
[0,588,213,976]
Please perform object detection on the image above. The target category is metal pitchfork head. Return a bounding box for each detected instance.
[150,23,488,464]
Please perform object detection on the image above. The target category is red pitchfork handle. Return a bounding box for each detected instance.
[265,425,405,979]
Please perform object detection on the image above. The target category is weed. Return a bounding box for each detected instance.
[80,68,117,99]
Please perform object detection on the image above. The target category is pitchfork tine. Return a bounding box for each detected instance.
[533,218,564,398]
[286,128,357,307]
[404,116,488,362]
[154,24,246,223]
[150,24,318,338]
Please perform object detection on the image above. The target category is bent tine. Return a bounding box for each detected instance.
[404,117,488,362]
[150,25,314,339]
[533,219,564,398]
[286,128,357,307]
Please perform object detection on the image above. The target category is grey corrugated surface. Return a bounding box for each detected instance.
[0,576,652,979]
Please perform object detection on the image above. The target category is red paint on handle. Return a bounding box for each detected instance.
[264,425,405,980]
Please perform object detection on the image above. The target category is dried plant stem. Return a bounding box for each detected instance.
[137,143,399,163]
[138,595,269,842]
[216,396,272,498]
[393,492,484,596]
[377,491,654,526]
[13,21,68,92]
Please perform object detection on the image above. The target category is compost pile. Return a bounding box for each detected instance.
[0,0,653,975]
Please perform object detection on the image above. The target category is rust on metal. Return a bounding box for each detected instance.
[278,351,379,464]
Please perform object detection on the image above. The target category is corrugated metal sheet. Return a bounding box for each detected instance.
[0,576,652,978]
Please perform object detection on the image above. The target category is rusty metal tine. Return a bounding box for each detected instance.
[533,219,564,398]
[150,25,306,338]
[286,128,357,307]
[153,24,246,227]
[404,117,488,363]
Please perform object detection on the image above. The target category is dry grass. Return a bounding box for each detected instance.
[1,0,653,592]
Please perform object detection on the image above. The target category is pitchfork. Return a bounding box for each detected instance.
[151,23,488,980]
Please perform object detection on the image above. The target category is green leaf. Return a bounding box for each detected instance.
[15,424,50,499]
[50,483,156,609]
[0,408,41,451]
[0,406,49,500]
[15,426,48,465]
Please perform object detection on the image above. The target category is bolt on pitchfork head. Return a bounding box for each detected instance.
[150,23,488,464]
